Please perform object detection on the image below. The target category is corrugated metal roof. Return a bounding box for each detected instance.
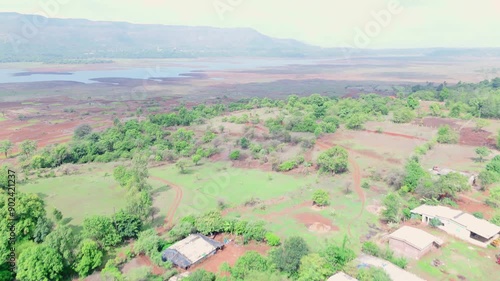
[411,205,500,239]
[162,234,223,268]
[389,226,443,250]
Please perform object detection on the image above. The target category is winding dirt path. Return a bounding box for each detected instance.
[314,139,365,237]
[150,176,184,229]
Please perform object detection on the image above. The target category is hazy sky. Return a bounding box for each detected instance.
[1,0,500,48]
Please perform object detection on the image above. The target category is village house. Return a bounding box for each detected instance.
[388,226,444,259]
[411,205,500,248]
[162,234,224,269]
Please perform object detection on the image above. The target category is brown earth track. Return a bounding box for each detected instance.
[314,139,365,237]
[150,176,183,229]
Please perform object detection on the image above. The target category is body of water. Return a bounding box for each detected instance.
[0,58,325,84]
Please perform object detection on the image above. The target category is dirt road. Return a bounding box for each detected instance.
[314,139,365,237]
[150,176,184,228]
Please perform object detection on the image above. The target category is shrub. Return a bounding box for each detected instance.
[429,218,442,228]
[472,212,484,219]
[229,150,240,160]
[279,160,298,172]
[312,189,330,206]
[436,125,458,144]
[361,242,380,257]
[265,232,281,246]
[391,257,408,269]
[361,181,370,189]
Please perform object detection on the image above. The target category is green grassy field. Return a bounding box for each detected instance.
[19,171,128,225]
[150,161,380,251]
[18,162,175,226]
[414,239,499,281]
[150,162,317,217]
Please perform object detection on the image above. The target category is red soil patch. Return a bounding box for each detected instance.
[364,129,427,141]
[293,212,339,233]
[121,254,166,276]
[420,117,459,129]
[189,235,270,273]
[459,128,495,147]
[457,194,494,220]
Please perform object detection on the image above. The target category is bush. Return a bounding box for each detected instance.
[229,150,241,160]
[472,212,484,219]
[312,189,330,206]
[391,257,408,269]
[436,125,458,144]
[265,232,281,246]
[429,218,442,228]
[361,181,370,189]
[317,146,349,174]
[279,160,298,172]
[357,267,391,281]
[361,242,380,257]
[392,108,416,123]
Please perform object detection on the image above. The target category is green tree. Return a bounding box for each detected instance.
[407,96,420,109]
[392,107,416,123]
[429,103,441,116]
[241,271,288,281]
[0,140,13,158]
[0,192,46,241]
[176,159,189,174]
[73,240,103,277]
[20,139,38,156]
[270,236,309,276]
[382,193,403,223]
[74,124,93,139]
[192,154,202,165]
[297,253,332,281]
[320,236,356,272]
[134,229,161,257]
[403,160,428,191]
[44,225,79,270]
[16,244,64,281]
[33,216,53,243]
[184,269,215,281]
[231,251,270,280]
[229,150,241,160]
[474,119,490,132]
[82,215,121,248]
[437,125,458,144]
[53,208,63,221]
[113,210,143,240]
[345,114,365,130]
[317,146,349,174]
[195,211,224,235]
[475,147,491,162]
[124,190,152,221]
[312,189,329,206]
[240,137,250,149]
[435,172,470,199]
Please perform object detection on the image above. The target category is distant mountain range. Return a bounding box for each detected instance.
[1,12,500,62]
